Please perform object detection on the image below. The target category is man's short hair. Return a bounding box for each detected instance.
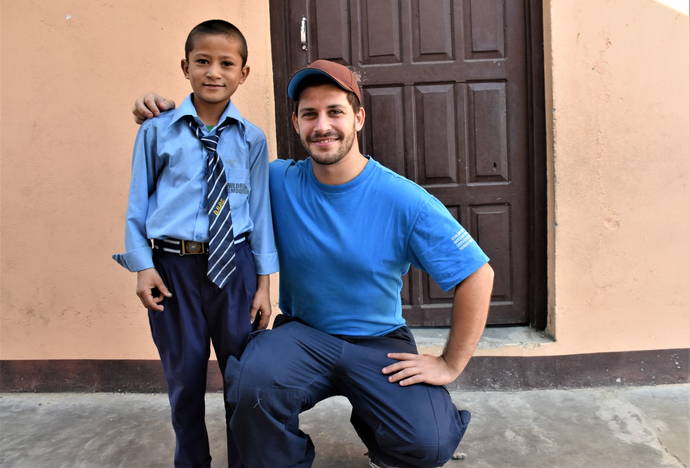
[184,19,248,66]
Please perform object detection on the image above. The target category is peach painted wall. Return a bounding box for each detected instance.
[479,0,690,357]
[1,1,688,360]
[0,1,277,359]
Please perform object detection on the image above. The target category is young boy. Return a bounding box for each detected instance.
[113,20,278,467]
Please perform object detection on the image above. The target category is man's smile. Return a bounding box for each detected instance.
[308,133,340,147]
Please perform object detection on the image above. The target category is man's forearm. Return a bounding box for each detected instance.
[442,263,494,376]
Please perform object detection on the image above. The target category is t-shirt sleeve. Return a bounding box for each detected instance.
[407,195,489,291]
[269,159,286,189]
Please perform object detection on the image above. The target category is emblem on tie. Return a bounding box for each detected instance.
[213,198,226,216]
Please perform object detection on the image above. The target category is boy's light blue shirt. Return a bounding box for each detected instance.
[113,95,279,275]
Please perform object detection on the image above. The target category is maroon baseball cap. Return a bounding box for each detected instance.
[287,59,362,103]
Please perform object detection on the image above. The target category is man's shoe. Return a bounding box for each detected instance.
[368,458,398,468]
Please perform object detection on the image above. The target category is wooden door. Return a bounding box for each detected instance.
[269,0,546,327]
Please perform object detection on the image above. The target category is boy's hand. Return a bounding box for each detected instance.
[132,94,176,124]
[136,268,172,311]
[250,275,272,330]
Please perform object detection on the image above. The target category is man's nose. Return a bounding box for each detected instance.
[313,113,331,132]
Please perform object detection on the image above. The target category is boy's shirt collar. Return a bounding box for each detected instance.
[168,94,245,131]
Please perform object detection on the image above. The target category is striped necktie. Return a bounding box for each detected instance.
[188,118,237,288]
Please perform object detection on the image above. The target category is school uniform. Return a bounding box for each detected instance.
[114,95,278,468]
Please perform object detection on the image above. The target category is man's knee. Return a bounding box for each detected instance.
[224,345,272,408]
[374,409,470,467]
[375,432,443,467]
[224,336,307,421]
[227,368,307,437]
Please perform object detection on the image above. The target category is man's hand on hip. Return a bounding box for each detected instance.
[382,353,461,387]
[385,264,494,387]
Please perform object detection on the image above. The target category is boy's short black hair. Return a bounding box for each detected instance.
[185,19,248,66]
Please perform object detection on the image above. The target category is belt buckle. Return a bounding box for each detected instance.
[181,240,204,255]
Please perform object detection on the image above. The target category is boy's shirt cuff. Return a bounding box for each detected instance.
[252,251,279,275]
[112,246,154,272]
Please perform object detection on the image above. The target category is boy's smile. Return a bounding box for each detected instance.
[181,34,249,123]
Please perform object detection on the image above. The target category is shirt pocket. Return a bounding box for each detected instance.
[226,167,250,207]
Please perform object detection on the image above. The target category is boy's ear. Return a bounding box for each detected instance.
[181,59,189,79]
[239,66,250,85]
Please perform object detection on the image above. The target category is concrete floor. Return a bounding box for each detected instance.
[1,385,688,468]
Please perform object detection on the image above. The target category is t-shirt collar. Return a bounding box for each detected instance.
[308,155,375,194]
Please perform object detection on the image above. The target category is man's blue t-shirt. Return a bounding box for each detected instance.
[270,157,489,336]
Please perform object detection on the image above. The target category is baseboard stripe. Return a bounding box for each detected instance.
[1,349,687,392]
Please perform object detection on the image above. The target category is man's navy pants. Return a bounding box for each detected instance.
[225,318,470,468]
[149,242,256,468]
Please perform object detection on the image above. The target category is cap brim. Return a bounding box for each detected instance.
[287,68,344,100]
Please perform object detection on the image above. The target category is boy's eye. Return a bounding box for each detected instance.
[222,61,234,67]
[196,59,208,64]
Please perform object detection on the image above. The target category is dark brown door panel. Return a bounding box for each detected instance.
[270,0,546,327]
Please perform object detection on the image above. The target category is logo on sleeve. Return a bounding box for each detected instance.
[451,228,474,251]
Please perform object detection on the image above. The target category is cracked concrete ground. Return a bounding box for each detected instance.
[1,384,687,467]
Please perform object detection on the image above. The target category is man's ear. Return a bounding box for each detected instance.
[355,106,365,132]
[181,59,189,79]
[291,112,299,134]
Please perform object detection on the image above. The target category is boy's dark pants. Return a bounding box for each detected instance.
[149,242,256,468]
[225,319,470,468]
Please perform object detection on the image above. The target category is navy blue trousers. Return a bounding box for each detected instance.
[149,242,256,468]
[225,318,470,468]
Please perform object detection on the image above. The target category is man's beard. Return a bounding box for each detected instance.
[301,127,356,166]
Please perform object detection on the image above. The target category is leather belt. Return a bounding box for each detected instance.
[152,234,247,256]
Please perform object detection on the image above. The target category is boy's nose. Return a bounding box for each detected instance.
[206,66,221,78]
